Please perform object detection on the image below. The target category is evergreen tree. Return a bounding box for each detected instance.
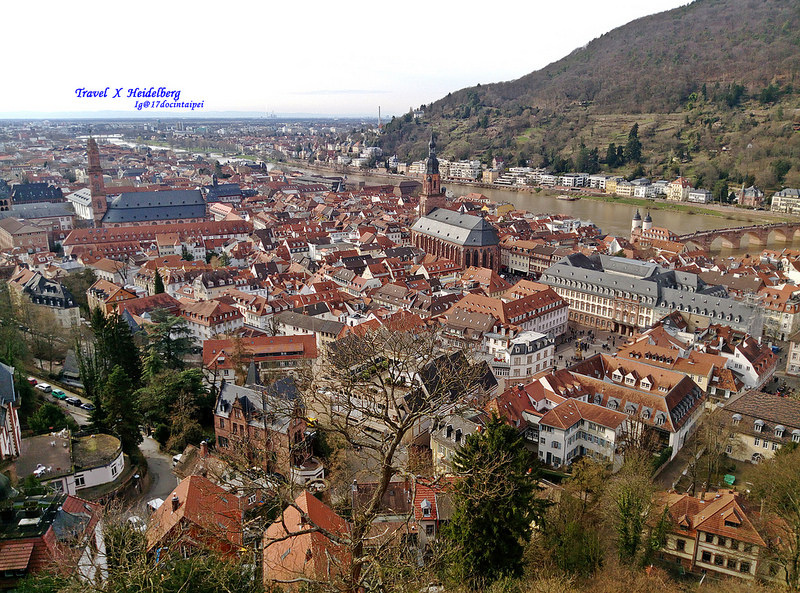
[587,147,600,174]
[145,308,193,370]
[102,365,143,453]
[624,123,643,163]
[153,269,165,294]
[574,143,590,173]
[441,416,546,585]
[605,142,618,167]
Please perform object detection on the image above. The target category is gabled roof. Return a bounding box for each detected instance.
[658,489,765,547]
[411,209,499,247]
[145,474,243,552]
[264,491,350,584]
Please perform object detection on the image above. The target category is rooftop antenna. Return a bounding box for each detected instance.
[378,106,382,130]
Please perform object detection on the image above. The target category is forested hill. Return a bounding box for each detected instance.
[379,0,800,191]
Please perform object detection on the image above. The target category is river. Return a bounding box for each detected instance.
[107,140,796,248]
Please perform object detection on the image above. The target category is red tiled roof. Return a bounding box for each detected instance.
[0,541,34,571]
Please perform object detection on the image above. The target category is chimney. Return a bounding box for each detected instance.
[200,440,208,458]
[171,494,180,512]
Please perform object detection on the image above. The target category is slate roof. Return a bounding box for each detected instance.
[726,390,800,434]
[102,190,205,224]
[22,273,76,309]
[0,362,16,406]
[411,209,499,247]
[215,380,301,435]
[204,183,243,202]
[0,202,75,220]
[274,311,344,335]
[11,183,63,203]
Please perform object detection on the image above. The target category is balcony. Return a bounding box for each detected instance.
[291,456,325,485]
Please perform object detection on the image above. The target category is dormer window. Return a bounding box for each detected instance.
[732,414,742,426]
[793,429,800,443]
[421,499,432,518]
[775,425,785,438]
[754,419,764,433]
[655,414,666,426]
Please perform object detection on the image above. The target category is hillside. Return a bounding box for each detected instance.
[379,0,800,192]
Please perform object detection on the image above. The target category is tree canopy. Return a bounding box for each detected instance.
[442,415,545,585]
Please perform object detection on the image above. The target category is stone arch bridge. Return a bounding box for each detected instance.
[679,222,800,250]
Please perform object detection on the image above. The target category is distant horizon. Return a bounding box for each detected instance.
[0,110,377,121]
[3,1,690,117]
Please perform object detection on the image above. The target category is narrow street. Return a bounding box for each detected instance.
[28,372,177,512]
[137,434,177,507]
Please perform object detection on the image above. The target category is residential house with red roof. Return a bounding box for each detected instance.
[145,475,244,557]
[538,398,628,469]
[654,489,772,581]
[0,491,105,590]
[263,491,350,589]
[179,298,243,345]
[86,279,137,315]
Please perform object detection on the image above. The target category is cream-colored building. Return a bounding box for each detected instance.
[723,390,800,463]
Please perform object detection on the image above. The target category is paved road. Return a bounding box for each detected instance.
[28,375,91,425]
[137,435,177,508]
[29,372,177,512]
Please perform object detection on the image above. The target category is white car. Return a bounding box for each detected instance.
[35,383,52,393]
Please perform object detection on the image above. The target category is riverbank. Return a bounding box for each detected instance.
[285,160,797,226]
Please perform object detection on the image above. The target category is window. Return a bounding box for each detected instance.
[754,437,760,446]
[74,475,85,488]
[219,418,225,429]
[676,539,686,552]
[701,551,712,563]
[740,562,751,574]
[714,555,725,566]
[551,442,561,449]
[704,533,714,543]
[111,464,118,478]
[248,494,257,505]
[425,525,434,537]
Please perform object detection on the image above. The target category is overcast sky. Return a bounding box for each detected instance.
[3,0,690,118]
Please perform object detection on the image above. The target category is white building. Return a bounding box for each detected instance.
[485,330,554,383]
[538,399,627,469]
[65,187,94,220]
[18,432,125,495]
[687,189,713,203]
[448,160,482,180]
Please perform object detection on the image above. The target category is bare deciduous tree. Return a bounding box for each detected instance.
[261,324,492,593]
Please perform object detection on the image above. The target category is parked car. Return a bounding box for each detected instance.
[51,390,66,399]
[27,377,38,385]
[35,383,52,393]
[65,397,82,406]
[80,402,95,411]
